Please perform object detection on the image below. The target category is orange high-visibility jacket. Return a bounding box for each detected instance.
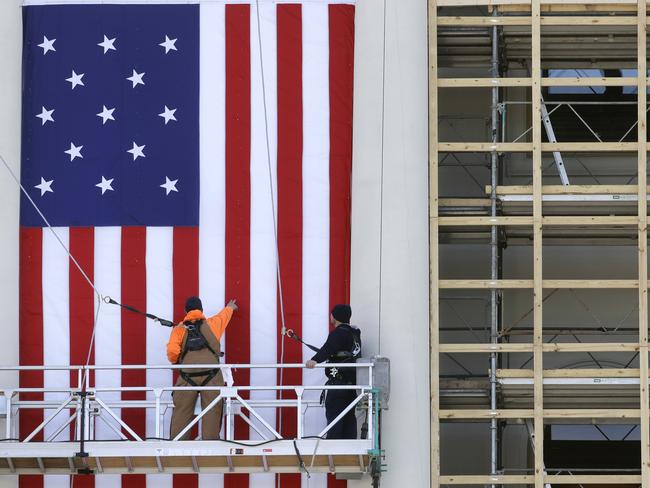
[166,307,234,364]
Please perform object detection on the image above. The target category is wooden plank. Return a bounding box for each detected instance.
[439,475,535,484]
[531,3,545,485]
[439,279,534,288]
[439,142,532,152]
[438,215,638,225]
[440,343,535,353]
[439,475,641,484]
[545,475,642,484]
[637,0,650,486]
[440,343,640,353]
[436,16,644,26]
[439,408,642,419]
[439,409,534,419]
[542,342,640,352]
[438,77,532,87]
[542,216,639,225]
[437,16,532,26]
[438,77,640,87]
[497,368,641,378]
[486,184,641,195]
[439,279,639,288]
[438,216,533,226]
[429,0,440,486]
[439,142,638,152]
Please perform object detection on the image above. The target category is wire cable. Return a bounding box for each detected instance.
[252,0,291,455]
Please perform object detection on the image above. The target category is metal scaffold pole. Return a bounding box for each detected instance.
[489,8,502,488]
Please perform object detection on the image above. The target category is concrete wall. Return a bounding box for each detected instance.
[0,4,23,488]
[351,0,430,486]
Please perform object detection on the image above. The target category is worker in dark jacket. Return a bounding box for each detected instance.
[306,304,361,439]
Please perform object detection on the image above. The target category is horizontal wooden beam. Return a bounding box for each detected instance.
[436,16,644,26]
[497,368,641,377]
[440,342,640,352]
[439,408,641,419]
[438,77,641,87]
[439,475,641,485]
[436,0,646,6]
[439,142,639,152]
[437,216,639,225]
[437,216,533,226]
[439,279,640,288]
[486,184,641,195]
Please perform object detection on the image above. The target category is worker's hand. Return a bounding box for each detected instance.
[227,298,239,311]
[305,360,317,369]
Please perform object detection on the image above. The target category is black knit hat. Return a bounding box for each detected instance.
[331,304,351,323]
[185,296,203,313]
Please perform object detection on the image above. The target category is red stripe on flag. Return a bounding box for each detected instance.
[19,227,44,488]
[68,227,95,488]
[225,4,251,487]
[121,227,147,488]
[277,4,303,487]
[173,226,199,488]
[328,5,355,488]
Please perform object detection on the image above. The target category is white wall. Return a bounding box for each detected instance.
[0,4,23,488]
[351,0,430,487]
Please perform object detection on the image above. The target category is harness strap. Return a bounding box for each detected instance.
[180,369,220,387]
[179,322,222,364]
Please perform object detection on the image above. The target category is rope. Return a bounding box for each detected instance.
[0,153,103,485]
[252,0,290,444]
[0,154,100,299]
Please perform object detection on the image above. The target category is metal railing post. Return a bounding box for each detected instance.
[296,387,304,439]
[5,390,13,440]
[154,388,162,439]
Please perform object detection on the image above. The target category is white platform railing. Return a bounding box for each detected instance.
[0,363,377,447]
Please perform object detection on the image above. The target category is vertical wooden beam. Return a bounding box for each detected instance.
[429,0,440,486]
[638,0,649,486]
[531,1,544,488]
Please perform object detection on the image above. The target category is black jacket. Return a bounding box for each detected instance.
[311,324,360,384]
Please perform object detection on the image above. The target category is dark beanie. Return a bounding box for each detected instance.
[185,296,203,313]
[331,304,352,323]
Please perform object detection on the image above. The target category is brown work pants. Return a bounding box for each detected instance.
[170,371,224,440]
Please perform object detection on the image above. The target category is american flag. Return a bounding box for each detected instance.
[19,2,354,488]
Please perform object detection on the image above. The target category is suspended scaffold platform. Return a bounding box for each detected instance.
[0,359,389,481]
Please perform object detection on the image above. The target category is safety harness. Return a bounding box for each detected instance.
[178,321,223,387]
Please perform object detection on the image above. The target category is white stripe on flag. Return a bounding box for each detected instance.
[43,228,71,488]
[199,0,227,318]
[249,0,278,459]
[146,226,174,488]
[94,227,123,488]
[200,7,228,487]
[302,1,330,446]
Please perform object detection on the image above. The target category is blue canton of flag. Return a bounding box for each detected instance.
[21,4,200,227]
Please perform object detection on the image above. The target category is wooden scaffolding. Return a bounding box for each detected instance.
[429,0,650,486]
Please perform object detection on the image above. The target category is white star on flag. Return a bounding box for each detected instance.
[64,142,83,161]
[35,177,54,196]
[36,106,54,125]
[66,70,85,90]
[96,105,116,124]
[127,142,146,160]
[38,36,56,54]
[95,176,115,195]
[127,69,145,88]
[158,106,177,124]
[159,35,178,54]
[160,176,179,195]
[98,35,116,54]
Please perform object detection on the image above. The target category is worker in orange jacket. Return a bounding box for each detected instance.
[167,296,238,440]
